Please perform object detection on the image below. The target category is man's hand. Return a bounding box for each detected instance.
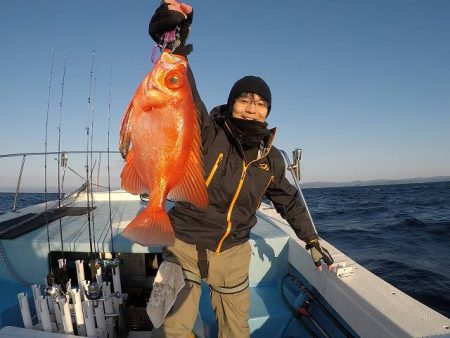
[149,0,193,54]
[305,236,334,271]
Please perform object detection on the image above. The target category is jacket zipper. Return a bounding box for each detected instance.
[257,176,274,209]
[206,153,223,187]
[215,160,247,254]
[215,121,275,254]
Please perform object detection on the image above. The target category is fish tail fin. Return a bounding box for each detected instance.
[121,207,175,247]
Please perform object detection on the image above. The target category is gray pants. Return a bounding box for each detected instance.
[151,238,251,338]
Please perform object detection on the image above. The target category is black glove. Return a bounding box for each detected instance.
[305,235,334,268]
[149,1,193,55]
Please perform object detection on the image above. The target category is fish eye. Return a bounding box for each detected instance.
[165,71,183,89]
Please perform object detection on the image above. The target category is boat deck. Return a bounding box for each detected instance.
[1,191,450,337]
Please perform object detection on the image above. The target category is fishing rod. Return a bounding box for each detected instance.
[48,56,71,295]
[107,65,115,257]
[89,53,98,257]
[84,50,103,301]
[57,56,67,262]
[44,48,55,269]
[85,50,96,261]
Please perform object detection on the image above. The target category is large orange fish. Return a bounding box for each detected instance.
[119,51,208,246]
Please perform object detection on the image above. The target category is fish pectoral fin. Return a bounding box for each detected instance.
[121,207,175,247]
[167,124,208,208]
[120,149,147,195]
[119,101,134,158]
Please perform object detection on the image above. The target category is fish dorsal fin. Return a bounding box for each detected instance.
[167,109,208,208]
[120,149,147,195]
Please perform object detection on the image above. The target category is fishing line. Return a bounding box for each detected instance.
[57,56,67,261]
[107,65,115,256]
[44,48,55,270]
[85,50,96,260]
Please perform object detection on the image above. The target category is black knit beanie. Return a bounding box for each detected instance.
[227,76,272,114]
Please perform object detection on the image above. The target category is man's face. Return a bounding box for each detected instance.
[231,93,269,123]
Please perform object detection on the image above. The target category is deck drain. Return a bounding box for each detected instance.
[444,325,449,330]
[390,291,396,295]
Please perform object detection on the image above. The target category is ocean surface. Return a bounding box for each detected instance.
[1,182,449,319]
[303,180,450,318]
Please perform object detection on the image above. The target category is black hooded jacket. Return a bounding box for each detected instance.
[168,68,317,253]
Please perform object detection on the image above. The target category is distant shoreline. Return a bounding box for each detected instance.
[1,176,449,193]
[301,176,450,189]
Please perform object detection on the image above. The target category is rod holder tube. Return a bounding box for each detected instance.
[76,260,86,282]
[112,265,122,295]
[95,301,106,329]
[70,289,85,326]
[46,297,54,315]
[83,300,97,337]
[58,297,74,334]
[81,280,89,301]
[102,282,114,315]
[112,297,121,313]
[31,284,43,323]
[17,293,33,329]
[39,296,53,332]
[57,258,66,268]
[53,301,63,332]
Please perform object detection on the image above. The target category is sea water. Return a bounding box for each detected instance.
[304,180,450,318]
[1,182,449,318]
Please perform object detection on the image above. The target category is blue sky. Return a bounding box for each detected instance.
[1,0,449,191]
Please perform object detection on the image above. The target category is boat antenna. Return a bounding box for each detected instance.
[107,65,115,256]
[44,48,55,270]
[85,50,96,260]
[57,56,67,262]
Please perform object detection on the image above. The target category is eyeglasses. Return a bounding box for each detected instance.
[235,97,269,111]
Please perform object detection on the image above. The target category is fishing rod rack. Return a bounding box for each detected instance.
[17,256,125,337]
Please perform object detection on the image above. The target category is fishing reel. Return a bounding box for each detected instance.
[88,257,120,284]
[101,257,120,269]
[84,281,103,301]
[45,265,70,300]
[82,280,123,306]
[85,258,120,299]
[45,281,62,301]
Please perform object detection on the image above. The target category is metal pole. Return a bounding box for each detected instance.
[12,155,27,212]
[279,149,318,234]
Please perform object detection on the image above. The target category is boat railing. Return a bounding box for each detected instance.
[1,148,314,224]
[0,150,122,213]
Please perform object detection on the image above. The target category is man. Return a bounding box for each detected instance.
[149,1,334,337]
